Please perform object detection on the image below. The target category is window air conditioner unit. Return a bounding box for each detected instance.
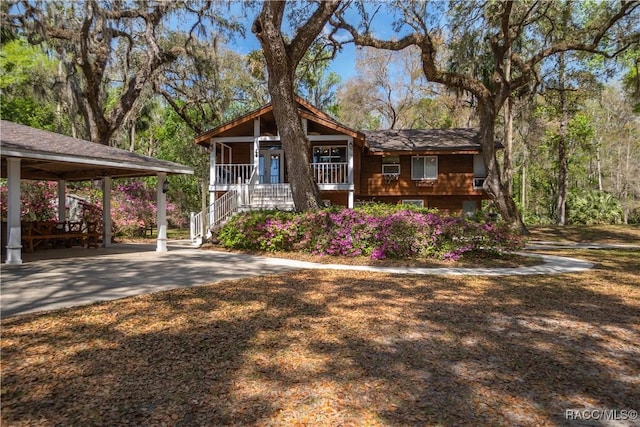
[382,164,400,175]
[473,178,486,188]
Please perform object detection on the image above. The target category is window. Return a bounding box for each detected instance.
[402,199,424,208]
[412,156,438,180]
[313,146,347,163]
[473,154,486,189]
[462,200,478,217]
[382,164,400,175]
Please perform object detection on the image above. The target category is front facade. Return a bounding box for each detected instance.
[357,128,490,214]
[193,98,493,234]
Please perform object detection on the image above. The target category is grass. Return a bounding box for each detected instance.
[2,248,639,426]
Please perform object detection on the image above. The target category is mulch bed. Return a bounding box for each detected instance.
[2,249,639,426]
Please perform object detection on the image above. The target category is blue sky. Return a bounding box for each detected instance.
[224,2,404,84]
[227,21,359,83]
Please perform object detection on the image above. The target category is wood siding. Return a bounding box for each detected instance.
[320,191,349,207]
[360,154,485,198]
[355,195,483,215]
[216,142,252,164]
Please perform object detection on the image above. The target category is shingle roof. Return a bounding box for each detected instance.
[1,120,193,181]
[363,128,493,152]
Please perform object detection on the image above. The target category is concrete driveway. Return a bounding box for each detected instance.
[1,240,595,318]
[1,241,301,317]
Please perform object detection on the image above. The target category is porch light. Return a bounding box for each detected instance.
[162,178,169,194]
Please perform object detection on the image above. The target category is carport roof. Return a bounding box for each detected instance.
[1,120,193,181]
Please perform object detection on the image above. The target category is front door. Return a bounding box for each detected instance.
[258,149,284,184]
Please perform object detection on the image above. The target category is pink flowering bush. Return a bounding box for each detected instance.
[216,205,524,260]
[0,181,58,221]
[1,179,185,238]
[110,182,158,237]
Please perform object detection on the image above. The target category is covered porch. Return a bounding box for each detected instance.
[1,120,193,264]
[191,98,366,236]
[210,135,354,191]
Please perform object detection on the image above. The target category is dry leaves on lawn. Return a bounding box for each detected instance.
[2,249,639,426]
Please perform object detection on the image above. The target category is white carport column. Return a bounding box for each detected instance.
[156,172,168,252]
[57,180,66,222]
[102,177,113,247]
[5,157,22,264]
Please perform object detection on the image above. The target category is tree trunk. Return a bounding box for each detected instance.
[252,1,328,211]
[269,83,324,211]
[129,122,136,152]
[502,48,514,195]
[596,141,603,191]
[502,95,514,195]
[478,103,528,234]
[556,52,569,226]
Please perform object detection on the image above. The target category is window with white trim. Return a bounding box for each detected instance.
[412,156,438,180]
[313,146,347,163]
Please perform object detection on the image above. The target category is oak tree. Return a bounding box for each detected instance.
[334,0,639,232]
[252,0,342,211]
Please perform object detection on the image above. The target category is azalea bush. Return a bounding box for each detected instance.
[216,205,524,260]
[0,180,58,222]
[0,179,187,238]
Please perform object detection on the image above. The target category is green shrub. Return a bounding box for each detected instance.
[568,191,623,225]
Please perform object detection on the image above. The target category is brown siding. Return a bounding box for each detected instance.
[216,142,252,164]
[355,195,483,215]
[354,147,362,194]
[359,154,485,198]
[320,191,349,207]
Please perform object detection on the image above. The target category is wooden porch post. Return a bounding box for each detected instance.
[5,157,22,264]
[210,139,217,188]
[253,137,260,181]
[253,118,261,181]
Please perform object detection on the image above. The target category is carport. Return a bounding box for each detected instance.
[1,120,194,264]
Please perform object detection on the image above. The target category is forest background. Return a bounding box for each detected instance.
[1,0,639,236]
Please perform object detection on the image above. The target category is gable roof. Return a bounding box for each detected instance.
[194,96,366,146]
[1,120,193,181]
[363,128,500,153]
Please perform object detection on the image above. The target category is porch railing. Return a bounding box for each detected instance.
[213,162,350,186]
[312,162,348,184]
[190,188,240,243]
[213,164,254,185]
[211,188,239,229]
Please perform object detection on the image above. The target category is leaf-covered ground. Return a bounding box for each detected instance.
[2,249,639,426]
[528,224,640,244]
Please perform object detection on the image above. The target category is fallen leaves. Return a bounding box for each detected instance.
[1,249,639,426]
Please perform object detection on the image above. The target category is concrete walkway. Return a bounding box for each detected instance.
[1,240,595,317]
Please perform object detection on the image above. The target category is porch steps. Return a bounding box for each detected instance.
[190,184,295,244]
[247,197,295,211]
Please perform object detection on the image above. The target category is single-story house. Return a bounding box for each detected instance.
[191,97,498,238]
